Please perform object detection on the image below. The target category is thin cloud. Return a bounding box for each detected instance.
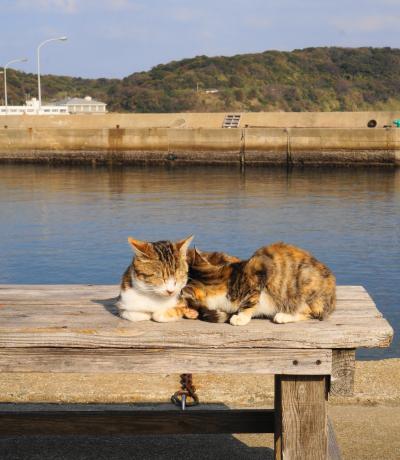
[99,0,143,12]
[13,0,78,14]
[171,7,203,23]
[332,15,400,32]
[8,0,142,13]
[244,17,272,29]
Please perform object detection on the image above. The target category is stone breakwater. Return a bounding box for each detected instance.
[0,112,400,166]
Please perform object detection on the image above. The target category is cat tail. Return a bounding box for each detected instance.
[310,289,336,321]
[323,287,336,318]
[181,285,230,323]
[199,307,230,323]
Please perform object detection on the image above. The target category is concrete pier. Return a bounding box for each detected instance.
[1,111,400,165]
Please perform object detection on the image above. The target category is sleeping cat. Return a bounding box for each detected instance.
[183,242,336,326]
[118,236,238,323]
[118,236,195,322]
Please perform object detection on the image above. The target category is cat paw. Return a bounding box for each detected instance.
[230,313,251,326]
[152,310,182,323]
[183,308,199,320]
[120,311,151,322]
[273,312,295,324]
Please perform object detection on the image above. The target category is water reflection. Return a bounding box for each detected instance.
[0,164,399,359]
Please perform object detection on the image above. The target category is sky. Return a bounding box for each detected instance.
[1,0,400,79]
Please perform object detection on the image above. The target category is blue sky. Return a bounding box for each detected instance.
[1,0,400,78]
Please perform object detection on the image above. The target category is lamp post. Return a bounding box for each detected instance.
[37,36,67,109]
[3,58,28,112]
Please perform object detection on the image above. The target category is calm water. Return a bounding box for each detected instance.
[0,164,398,359]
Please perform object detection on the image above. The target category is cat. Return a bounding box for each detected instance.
[118,237,240,323]
[118,236,197,323]
[182,242,336,326]
[187,248,240,267]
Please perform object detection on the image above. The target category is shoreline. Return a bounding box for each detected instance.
[1,111,399,166]
[0,127,399,166]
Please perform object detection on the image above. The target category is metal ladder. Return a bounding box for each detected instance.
[222,114,241,128]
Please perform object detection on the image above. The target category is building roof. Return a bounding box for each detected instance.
[56,96,106,106]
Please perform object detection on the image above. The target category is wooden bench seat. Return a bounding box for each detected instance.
[0,285,393,460]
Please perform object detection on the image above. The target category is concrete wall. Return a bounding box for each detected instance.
[1,110,400,129]
[0,126,399,165]
[1,359,399,406]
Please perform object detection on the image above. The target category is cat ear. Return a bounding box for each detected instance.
[246,256,266,277]
[176,235,194,254]
[193,246,209,265]
[193,246,202,263]
[128,237,153,257]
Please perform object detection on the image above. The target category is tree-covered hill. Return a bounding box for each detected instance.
[3,47,400,112]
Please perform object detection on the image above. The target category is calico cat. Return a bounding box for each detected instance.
[183,242,336,326]
[187,249,240,267]
[118,236,196,322]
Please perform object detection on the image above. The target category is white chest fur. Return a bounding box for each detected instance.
[205,293,237,313]
[119,287,179,314]
[204,290,277,318]
[255,290,277,318]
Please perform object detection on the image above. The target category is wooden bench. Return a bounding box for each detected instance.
[0,285,393,460]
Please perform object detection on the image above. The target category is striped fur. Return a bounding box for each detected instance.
[183,242,336,326]
[118,236,197,322]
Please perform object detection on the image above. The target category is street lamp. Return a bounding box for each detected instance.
[3,58,28,111]
[37,36,67,109]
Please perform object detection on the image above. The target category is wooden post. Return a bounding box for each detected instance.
[274,375,328,460]
[330,349,355,396]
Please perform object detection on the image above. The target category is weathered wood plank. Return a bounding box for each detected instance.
[274,375,328,460]
[0,319,392,349]
[0,406,275,435]
[0,298,379,312]
[0,284,371,300]
[274,375,283,459]
[0,285,393,350]
[0,307,383,327]
[0,348,332,374]
[330,349,355,396]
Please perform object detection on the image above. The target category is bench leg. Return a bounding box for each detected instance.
[331,349,355,396]
[274,375,328,460]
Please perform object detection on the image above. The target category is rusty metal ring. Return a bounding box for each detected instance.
[171,390,199,407]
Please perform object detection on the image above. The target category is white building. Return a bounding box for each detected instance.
[56,96,107,114]
[0,98,68,116]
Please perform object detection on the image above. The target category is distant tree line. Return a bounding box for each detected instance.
[3,47,400,112]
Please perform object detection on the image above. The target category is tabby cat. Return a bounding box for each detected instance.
[118,236,237,322]
[183,242,336,326]
[118,236,196,322]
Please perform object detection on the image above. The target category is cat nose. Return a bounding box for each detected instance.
[166,289,175,295]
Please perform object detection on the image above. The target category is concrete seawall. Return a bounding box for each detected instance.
[1,111,400,165]
[2,111,400,129]
[1,126,399,165]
